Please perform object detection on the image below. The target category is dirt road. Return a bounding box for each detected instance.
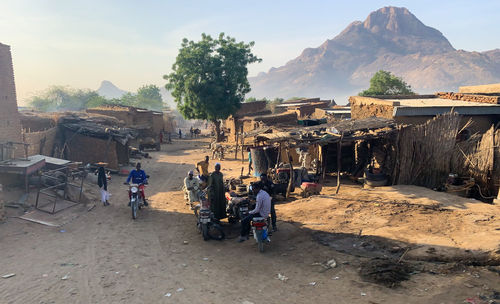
[1,138,499,304]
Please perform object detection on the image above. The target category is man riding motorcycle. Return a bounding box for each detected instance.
[125,162,149,206]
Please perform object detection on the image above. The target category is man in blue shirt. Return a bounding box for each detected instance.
[126,162,149,206]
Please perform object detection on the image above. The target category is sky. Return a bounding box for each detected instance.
[1,0,499,105]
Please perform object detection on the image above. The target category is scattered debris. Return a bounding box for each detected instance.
[176,288,184,292]
[277,273,288,282]
[164,293,172,297]
[312,258,337,272]
[332,276,340,280]
[202,257,209,261]
[133,264,139,269]
[183,240,189,245]
[61,273,70,280]
[359,258,413,287]
[2,273,15,279]
[360,292,367,296]
[309,282,317,286]
[60,230,66,233]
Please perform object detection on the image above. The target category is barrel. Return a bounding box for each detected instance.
[251,147,268,177]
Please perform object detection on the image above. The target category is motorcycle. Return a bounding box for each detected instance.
[251,216,271,253]
[226,194,250,224]
[127,183,146,219]
[194,190,225,241]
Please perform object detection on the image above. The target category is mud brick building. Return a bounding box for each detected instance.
[349,91,500,134]
[0,43,23,159]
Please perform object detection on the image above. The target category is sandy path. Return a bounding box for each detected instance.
[0,138,499,303]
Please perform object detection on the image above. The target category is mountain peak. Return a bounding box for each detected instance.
[364,7,418,34]
[97,80,128,99]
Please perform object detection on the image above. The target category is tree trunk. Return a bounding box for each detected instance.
[213,120,221,142]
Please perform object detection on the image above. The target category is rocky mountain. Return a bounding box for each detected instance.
[97,80,128,99]
[249,6,500,102]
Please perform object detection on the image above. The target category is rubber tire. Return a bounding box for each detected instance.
[202,224,209,241]
[365,178,388,187]
[258,240,264,253]
[208,223,225,241]
[364,169,386,181]
[132,201,138,219]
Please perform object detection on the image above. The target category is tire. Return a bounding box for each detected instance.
[258,240,264,253]
[208,223,225,241]
[364,169,386,181]
[131,201,138,219]
[202,224,209,241]
[155,143,161,151]
[365,178,388,187]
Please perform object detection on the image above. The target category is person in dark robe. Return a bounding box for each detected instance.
[97,164,109,206]
[207,163,227,220]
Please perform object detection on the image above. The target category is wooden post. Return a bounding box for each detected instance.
[235,132,239,160]
[336,133,344,194]
[286,146,294,199]
[321,145,327,181]
[241,131,245,163]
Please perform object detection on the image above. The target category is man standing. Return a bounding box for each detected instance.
[97,163,110,206]
[196,156,210,182]
[247,147,253,176]
[207,163,226,221]
[184,170,200,208]
[238,182,271,242]
[125,162,149,206]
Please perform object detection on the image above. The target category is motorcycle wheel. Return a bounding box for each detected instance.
[202,224,209,241]
[132,201,138,220]
[258,239,264,253]
[208,223,225,241]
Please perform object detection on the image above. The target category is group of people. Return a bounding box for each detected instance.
[96,162,149,207]
[184,155,278,243]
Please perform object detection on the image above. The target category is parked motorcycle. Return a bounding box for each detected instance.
[194,191,225,241]
[127,183,146,220]
[251,217,270,253]
[226,195,250,224]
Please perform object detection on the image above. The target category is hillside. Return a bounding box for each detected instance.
[249,6,500,102]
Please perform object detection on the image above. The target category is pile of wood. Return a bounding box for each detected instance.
[393,112,461,188]
[436,92,500,104]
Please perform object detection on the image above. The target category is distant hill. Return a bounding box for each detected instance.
[249,6,500,103]
[97,80,128,99]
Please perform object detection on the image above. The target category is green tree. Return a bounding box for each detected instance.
[164,33,261,141]
[29,86,107,111]
[136,84,163,110]
[359,70,414,96]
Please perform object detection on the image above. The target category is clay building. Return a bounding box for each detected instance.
[19,112,57,157]
[349,91,500,134]
[0,43,23,159]
[224,100,270,142]
[275,98,333,118]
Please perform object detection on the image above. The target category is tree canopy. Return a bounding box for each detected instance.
[29,84,164,111]
[359,70,415,96]
[164,33,261,134]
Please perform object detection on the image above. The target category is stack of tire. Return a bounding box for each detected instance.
[364,169,388,187]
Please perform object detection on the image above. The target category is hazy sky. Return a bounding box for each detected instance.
[1,0,499,105]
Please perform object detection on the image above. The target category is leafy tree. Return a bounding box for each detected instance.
[359,70,414,96]
[29,86,106,111]
[136,84,163,110]
[164,33,261,141]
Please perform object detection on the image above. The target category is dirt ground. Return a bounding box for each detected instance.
[1,137,500,304]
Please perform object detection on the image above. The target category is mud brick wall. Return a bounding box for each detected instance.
[87,108,134,125]
[349,96,394,119]
[436,92,500,104]
[0,43,23,157]
[235,100,267,117]
[152,113,164,134]
[23,127,57,156]
[64,131,120,170]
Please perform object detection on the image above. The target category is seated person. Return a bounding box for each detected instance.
[238,182,271,242]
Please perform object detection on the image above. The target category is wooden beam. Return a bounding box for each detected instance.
[286,146,294,199]
[336,133,344,194]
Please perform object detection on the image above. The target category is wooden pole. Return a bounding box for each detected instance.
[235,132,239,160]
[336,133,344,194]
[286,146,294,199]
[321,145,327,181]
